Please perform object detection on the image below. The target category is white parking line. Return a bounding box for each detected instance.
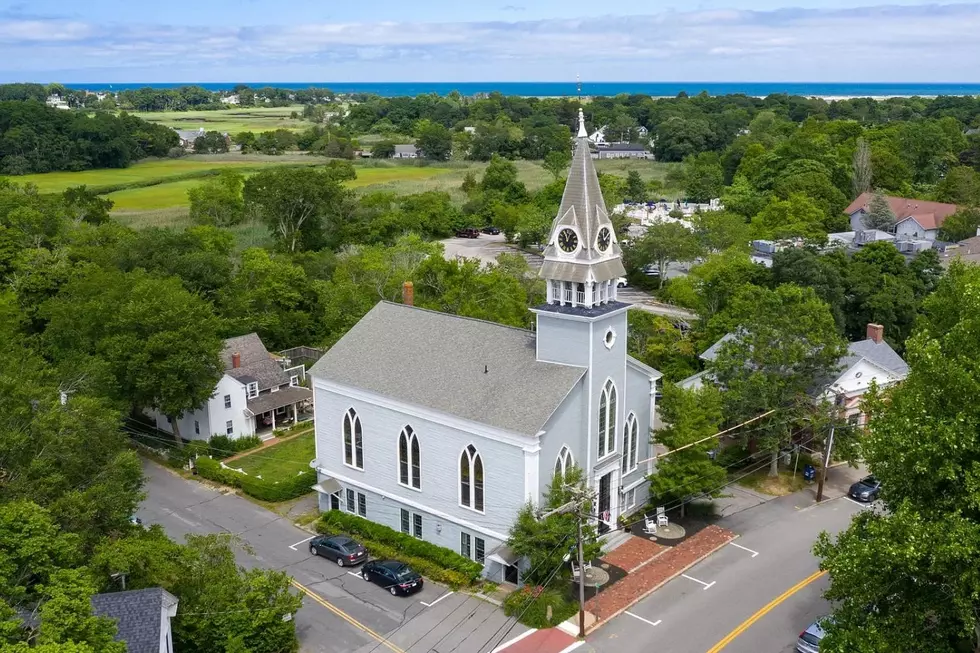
[844,497,872,508]
[681,574,716,590]
[624,611,662,627]
[729,542,760,558]
[421,591,454,608]
[347,571,362,578]
[490,628,537,653]
[288,535,316,550]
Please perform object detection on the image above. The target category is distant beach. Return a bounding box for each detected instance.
[67,81,980,98]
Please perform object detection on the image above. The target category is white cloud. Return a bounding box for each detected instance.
[0,3,979,81]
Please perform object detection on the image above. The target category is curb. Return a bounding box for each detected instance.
[583,530,739,635]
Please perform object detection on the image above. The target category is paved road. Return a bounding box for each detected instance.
[587,493,869,653]
[138,459,525,653]
[439,235,697,321]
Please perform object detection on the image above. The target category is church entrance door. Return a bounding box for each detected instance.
[597,472,612,534]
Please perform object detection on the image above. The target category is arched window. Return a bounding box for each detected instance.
[555,446,574,478]
[622,413,639,474]
[398,426,421,489]
[460,444,484,512]
[343,408,363,470]
[597,380,617,458]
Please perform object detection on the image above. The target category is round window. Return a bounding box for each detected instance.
[855,372,863,379]
[604,328,617,349]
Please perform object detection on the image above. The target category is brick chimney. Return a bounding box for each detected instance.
[232,352,241,368]
[402,281,414,307]
[866,323,884,344]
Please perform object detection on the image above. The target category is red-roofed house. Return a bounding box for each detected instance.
[845,193,959,241]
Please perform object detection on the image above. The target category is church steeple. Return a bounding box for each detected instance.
[539,109,626,308]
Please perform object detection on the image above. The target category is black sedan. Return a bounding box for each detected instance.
[309,535,367,567]
[482,226,501,235]
[848,475,882,502]
[360,560,424,596]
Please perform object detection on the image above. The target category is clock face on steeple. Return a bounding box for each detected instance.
[597,227,611,252]
[557,228,579,253]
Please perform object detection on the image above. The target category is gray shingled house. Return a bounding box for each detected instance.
[309,111,662,584]
[91,588,179,653]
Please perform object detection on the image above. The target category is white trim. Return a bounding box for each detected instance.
[586,321,594,479]
[314,377,538,450]
[342,408,364,471]
[397,425,422,491]
[458,443,486,514]
[627,356,663,381]
[529,304,630,324]
[554,445,575,478]
[621,476,647,492]
[597,377,618,459]
[318,467,508,541]
[524,446,540,507]
[622,412,639,475]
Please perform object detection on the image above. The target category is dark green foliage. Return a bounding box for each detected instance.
[317,511,482,586]
[192,131,229,154]
[502,586,577,628]
[939,206,980,242]
[0,101,177,174]
[206,435,263,458]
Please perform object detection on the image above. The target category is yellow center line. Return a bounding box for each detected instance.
[290,579,405,653]
[704,569,827,653]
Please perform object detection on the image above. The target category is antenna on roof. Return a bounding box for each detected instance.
[484,365,488,374]
[576,73,581,102]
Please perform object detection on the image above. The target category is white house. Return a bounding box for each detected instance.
[146,333,311,441]
[90,588,178,653]
[683,324,909,427]
[393,144,419,159]
[309,111,661,584]
[845,193,958,241]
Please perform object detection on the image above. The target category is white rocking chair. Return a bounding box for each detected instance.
[643,515,658,535]
[570,560,592,581]
[657,506,669,528]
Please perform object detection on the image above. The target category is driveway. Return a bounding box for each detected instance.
[587,491,867,653]
[138,459,525,653]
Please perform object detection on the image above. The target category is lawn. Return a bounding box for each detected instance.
[737,468,807,496]
[130,105,314,134]
[233,432,316,481]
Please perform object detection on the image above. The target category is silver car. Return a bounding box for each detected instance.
[796,619,827,653]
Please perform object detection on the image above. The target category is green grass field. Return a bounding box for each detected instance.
[130,105,314,134]
[233,433,315,482]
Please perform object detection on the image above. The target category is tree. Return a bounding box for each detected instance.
[708,284,846,475]
[939,206,980,242]
[752,193,829,242]
[41,268,224,445]
[861,192,897,231]
[507,466,601,586]
[62,186,113,226]
[684,153,724,203]
[371,140,395,159]
[542,150,571,181]
[851,137,872,198]
[650,384,726,515]
[626,312,698,382]
[188,170,245,227]
[814,262,980,653]
[244,167,353,252]
[91,529,302,653]
[415,123,452,161]
[192,131,229,154]
[934,165,980,206]
[690,210,751,253]
[771,247,848,331]
[624,170,647,203]
[637,221,702,288]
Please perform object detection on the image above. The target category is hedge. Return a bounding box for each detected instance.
[316,512,482,586]
[206,434,263,459]
[502,586,577,628]
[195,455,315,502]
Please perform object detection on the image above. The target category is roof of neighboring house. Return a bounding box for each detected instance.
[394,144,418,154]
[309,302,587,436]
[837,338,909,377]
[247,385,312,415]
[175,128,205,142]
[942,235,980,266]
[895,213,941,231]
[600,143,647,151]
[699,333,737,362]
[91,588,178,653]
[845,193,958,229]
[222,333,290,391]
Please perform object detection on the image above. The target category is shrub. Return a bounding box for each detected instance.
[317,512,482,584]
[207,434,262,458]
[502,586,576,628]
[195,456,315,502]
[714,443,755,470]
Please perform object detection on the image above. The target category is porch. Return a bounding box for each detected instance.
[246,386,313,438]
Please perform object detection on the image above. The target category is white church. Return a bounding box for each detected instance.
[309,111,661,584]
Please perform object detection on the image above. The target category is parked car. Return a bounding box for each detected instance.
[360,560,424,596]
[456,228,480,238]
[615,277,628,288]
[481,226,500,235]
[848,475,881,502]
[310,535,367,567]
[642,264,660,277]
[796,618,828,652]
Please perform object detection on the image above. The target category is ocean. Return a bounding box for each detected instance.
[68,81,980,98]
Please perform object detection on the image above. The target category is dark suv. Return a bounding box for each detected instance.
[309,535,367,567]
[456,228,480,238]
[361,560,424,596]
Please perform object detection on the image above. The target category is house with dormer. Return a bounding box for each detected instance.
[308,111,661,583]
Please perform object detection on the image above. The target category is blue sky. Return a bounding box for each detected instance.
[1,0,977,82]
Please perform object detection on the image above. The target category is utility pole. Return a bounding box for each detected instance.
[816,385,843,502]
[539,486,593,638]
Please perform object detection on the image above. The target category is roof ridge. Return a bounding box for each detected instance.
[377,300,536,336]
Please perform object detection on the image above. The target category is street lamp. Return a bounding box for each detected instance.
[816,384,845,502]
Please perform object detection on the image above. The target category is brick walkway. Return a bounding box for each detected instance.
[584,525,736,624]
[492,628,577,653]
[600,535,666,572]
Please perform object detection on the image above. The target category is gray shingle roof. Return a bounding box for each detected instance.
[308,302,587,435]
[539,130,626,284]
[91,588,177,653]
[222,333,290,391]
[699,333,737,362]
[839,338,909,377]
[247,385,312,415]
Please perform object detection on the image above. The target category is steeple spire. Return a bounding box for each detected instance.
[537,111,627,309]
